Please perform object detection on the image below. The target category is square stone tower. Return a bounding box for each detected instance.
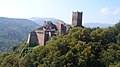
[72,11,83,27]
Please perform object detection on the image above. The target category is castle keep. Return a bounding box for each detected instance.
[72,11,83,27]
[27,11,83,46]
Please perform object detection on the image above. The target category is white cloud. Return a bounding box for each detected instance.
[113,8,120,15]
[101,7,120,15]
[101,7,110,15]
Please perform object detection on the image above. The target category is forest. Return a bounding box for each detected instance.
[0,17,39,53]
[0,21,120,67]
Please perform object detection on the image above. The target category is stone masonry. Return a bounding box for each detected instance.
[72,11,83,27]
[27,11,83,46]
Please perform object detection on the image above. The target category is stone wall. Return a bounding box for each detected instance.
[72,11,83,27]
[27,30,52,46]
[27,31,39,47]
[27,11,83,46]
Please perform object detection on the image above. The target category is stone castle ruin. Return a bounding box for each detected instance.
[27,11,83,46]
[72,11,83,27]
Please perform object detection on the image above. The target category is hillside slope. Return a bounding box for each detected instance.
[0,17,39,53]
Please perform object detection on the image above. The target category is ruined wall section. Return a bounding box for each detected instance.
[27,31,39,47]
[27,29,53,46]
[59,24,66,35]
[35,30,45,46]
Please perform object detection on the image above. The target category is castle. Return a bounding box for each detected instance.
[27,11,83,46]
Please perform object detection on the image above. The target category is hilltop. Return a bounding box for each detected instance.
[0,21,120,67]
[0,11,119,67]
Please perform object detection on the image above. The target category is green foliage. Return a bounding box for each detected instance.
[0,22,120,67]
[100,43,120,67]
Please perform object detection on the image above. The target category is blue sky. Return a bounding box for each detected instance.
[0,0,120,24]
